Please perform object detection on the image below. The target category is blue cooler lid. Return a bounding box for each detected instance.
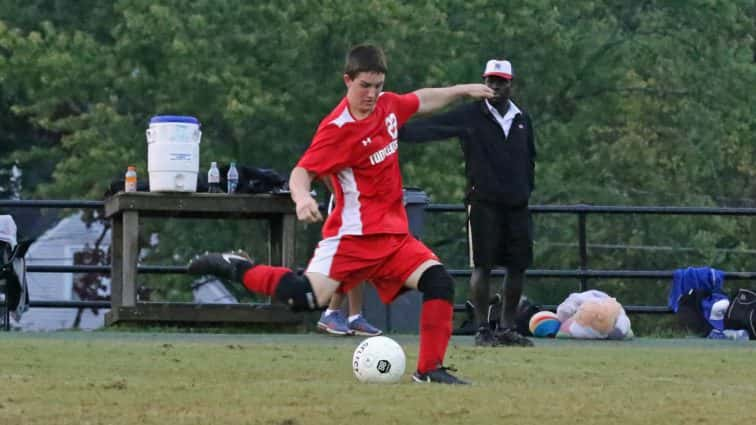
[149,115,200,125]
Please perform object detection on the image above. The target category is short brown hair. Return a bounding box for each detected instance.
[344,44,387,79]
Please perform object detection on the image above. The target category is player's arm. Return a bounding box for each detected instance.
[399,107,467,143]
[413,84,492,115]
[289,166,323,223]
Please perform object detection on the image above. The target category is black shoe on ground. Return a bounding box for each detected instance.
[412,366,470,385]
[474,325,498,347]
[494,327,534,347]
[187,251,255,283]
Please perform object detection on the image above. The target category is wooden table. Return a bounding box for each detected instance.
[103,192,301,326]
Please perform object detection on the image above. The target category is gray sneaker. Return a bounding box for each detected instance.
[317,311,352,336]
[348,315,382,336]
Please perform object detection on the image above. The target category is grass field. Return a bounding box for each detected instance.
[1,332,754,425]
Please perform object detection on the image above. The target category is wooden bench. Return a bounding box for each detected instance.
[103,192,302,326]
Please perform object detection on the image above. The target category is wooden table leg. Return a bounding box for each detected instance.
[281,214,296,268]
[269,214,296,268]
[121,211,139,307]
[110,216,123,307]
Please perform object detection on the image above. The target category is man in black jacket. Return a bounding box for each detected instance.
[399,59,536,347]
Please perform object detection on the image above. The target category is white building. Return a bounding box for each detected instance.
[15,213,111,331]
[10,212,237,331]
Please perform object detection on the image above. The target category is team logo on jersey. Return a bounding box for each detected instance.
[369,140,398,166]
[385,113,398,139]
[361,137,372,146]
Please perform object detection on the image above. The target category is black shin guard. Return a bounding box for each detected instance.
[417,265,455,303]
[273,272,320,312]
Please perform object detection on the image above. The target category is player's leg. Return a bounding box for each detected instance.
[358,234,466,384]
[468,201,500,346]
[347,286,362,317]
[403,259,468,385]
[470,267,491,326]
[317,292,351,335]
[187,251,338,311]
[501,268,525,330]
[346,284,382,336]
[494,205,534,347]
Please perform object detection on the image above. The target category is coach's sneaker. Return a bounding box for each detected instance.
[474,325,498,347]
[412,366,470,385]
[317,311,352,336]
[187,251,255,283]
[494,327,534,347]
[348,315,382,336]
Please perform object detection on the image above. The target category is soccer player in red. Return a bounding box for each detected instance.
[188,44,493,384]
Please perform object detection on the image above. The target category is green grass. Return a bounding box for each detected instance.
[0,332,753,425]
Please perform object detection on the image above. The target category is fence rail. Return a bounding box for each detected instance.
[427,203,756,215]
[2,199,755,330]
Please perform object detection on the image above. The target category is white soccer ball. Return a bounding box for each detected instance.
[352,336,406,384]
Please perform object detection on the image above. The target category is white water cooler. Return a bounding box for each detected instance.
[146,115,201,192]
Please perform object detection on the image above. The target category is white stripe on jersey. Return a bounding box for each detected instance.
[327,194,335,215]
[337,168,363,235]
[329,107,354,128]
[306,236,341,275]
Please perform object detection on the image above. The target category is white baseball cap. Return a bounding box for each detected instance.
[482,59,513,79]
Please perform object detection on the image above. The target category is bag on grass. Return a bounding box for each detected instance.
[515,297,542,336]
[675,288,713,337]
[724,289,756,339]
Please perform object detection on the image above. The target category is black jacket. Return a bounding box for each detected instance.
[399,100,536,206]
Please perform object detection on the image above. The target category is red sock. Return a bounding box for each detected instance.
[241,265,291,295]
[417,299,453,373]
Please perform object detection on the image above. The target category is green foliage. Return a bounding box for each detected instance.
[0,1,753,302]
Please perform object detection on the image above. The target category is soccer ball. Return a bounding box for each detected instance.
[352,336,406,384]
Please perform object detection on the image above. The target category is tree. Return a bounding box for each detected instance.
[0,1,753,304]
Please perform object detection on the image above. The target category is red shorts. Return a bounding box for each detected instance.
[305,233,439,303]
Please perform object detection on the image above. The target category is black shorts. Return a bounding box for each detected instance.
[467,201,533,271]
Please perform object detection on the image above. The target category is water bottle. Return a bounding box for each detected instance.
[708,329,749,341]
[207,162,222,193]
[227,161,239,194]
[124,166,137,192]
[723,329,749,341]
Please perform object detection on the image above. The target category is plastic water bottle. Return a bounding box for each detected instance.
[124,166,137,192]
[708,329,749,341]
[723,329,749,341]
[207,162,222,193]
[227,161,239,194]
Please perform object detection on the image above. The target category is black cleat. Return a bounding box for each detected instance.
[474,325,498,347]
[187,251,255,283]
[494,327,534,347]
[412,366,470,385]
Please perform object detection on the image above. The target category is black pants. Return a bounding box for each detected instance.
[467,201,533,271]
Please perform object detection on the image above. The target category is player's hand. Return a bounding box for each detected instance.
[458,83,494,99]
[295,196,323,223]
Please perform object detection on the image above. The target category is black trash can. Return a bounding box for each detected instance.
[362,188,429,333]
[403,187,428,240]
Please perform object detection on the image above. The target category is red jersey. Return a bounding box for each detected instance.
[297,91,420,238]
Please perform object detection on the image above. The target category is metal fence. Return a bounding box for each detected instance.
[2,199,755,330]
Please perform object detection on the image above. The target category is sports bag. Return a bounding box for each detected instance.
[675,288,713,337]
[724,289,756,339]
